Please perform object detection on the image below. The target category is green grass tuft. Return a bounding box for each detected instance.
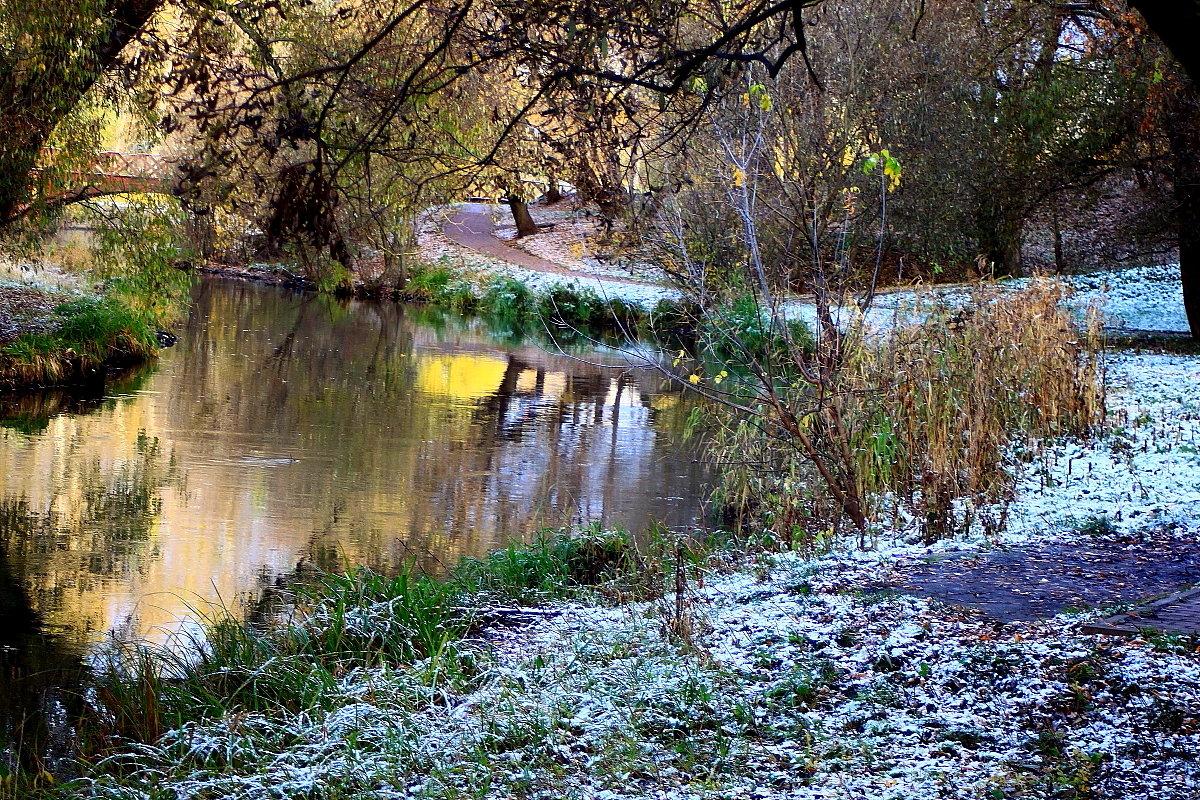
[0,295,159,390]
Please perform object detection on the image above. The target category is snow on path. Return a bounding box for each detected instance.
[439,204,681,308]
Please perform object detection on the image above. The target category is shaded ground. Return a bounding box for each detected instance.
[877,530,1200,623]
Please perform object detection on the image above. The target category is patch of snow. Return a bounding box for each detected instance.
[782,264,1191,336]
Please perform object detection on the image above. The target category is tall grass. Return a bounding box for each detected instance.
[74,525,691,769]
[0,296,159,390]
[711,282,1105,545]
[87,569,468,752]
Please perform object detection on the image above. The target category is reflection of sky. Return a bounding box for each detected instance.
[0,279,706,646]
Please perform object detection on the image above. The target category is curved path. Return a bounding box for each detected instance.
[442,204,660,288]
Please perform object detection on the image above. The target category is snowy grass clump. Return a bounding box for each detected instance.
[962,351,1200,544]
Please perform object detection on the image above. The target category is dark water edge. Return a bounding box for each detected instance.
[0,277,709,774]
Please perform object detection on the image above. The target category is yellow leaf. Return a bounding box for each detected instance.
[733,167,745,187]
[688,374,701,384]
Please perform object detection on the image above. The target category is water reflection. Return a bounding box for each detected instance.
[0,278,705,649]
[0,502,92,776]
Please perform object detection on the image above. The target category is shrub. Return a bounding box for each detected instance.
[708,281,1105,545]
[536,283,605,327]
[405,263,454,299]
[480,276,535,321]
[704,294,814,362]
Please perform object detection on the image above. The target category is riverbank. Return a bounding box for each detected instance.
[0,269,162,391]
[430,202,679,306]
[63,526,1200,797]
[36,339,1200,799]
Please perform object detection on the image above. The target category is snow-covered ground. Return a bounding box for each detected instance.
[784,264,1191,336]
[82,344,1200,799]
[1067,264,1189,333]
[493,206,667,287]
[994,352,1200,542]
[77,265,1200,799]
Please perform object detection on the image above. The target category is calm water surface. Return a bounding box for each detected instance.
[0,277,707,652]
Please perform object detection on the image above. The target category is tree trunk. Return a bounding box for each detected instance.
[0,133,46,223]
[0,1,162,225]
[543,174,562,204]
[975,202,1024,278]
[1166,84,1200,337]
[507,193,539,237]
[1052,202,1065,275]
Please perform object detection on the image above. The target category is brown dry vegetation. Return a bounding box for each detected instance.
[711,282,1105,546]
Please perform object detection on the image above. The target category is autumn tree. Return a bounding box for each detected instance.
[0,0,163,224]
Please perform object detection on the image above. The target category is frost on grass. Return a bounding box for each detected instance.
[991,352,1200,543]
[77,272,1200,799]
[79,562,1200,800]
[782,263,1191,336]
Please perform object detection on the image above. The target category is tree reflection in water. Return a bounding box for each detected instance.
[0,277,708,772]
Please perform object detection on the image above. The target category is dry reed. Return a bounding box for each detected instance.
[711,281,1105,546]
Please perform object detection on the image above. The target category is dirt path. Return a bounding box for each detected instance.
[874,531,1200,626]
[442,204,660,288]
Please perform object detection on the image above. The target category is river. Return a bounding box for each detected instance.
[0,277,707,756]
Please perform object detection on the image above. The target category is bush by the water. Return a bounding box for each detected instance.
[404,261,653,334]
[709,282,1105,546]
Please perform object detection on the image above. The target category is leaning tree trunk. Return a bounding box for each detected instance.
[0,0,163,226]
[506,192,539,237]
[1166,83,1200,338]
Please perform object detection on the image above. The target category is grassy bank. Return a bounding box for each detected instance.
[404,266,657,334]
[0,291,161,391]
[26,520,1200,800]
[13,526,698,798]
[203,256,695,342]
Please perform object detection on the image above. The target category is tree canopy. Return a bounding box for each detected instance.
[3,0,1200,328]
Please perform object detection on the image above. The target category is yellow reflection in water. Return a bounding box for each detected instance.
[0,280,704,648]
[415,354,509,400]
